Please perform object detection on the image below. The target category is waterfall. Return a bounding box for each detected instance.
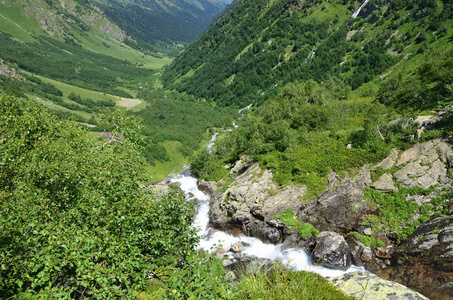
[352,0,370,19]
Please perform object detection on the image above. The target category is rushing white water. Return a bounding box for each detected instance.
[352,0,370,18]
[238,104,253,114]
[206,133,219,153]
[171,173,365,278]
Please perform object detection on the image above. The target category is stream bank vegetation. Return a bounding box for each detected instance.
[0,96,351,299]
[191,46,453,200]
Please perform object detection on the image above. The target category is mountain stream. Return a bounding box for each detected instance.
[170,173,364,278]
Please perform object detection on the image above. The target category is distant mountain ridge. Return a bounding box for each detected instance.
[0,0,226,51]
[91,0,227,49]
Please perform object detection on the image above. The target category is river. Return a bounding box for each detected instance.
[171,172,364,278]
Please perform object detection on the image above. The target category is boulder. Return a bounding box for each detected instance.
[371,173,398,192]
[300,170,374,233]
[327,272,429,300]
[229,155,252,177]
[312,231,351,270]
[224,257,274,276]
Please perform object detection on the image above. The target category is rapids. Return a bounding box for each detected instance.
[171,173,364,278]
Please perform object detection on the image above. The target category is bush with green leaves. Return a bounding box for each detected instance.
[362,186,451,240]
[0,96,199,298]
[273,210,319,238]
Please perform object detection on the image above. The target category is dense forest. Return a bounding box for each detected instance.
[91,0,226,50]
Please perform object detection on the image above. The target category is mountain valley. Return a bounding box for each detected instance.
[1,0,453,298]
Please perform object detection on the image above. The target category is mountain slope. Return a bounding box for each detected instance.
[163,0,453,107]
[91,0,226,50]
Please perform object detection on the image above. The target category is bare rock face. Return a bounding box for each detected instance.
[394,140,452,189]
[313,231,351,270]
[371,139,453,191]
[208,163,305,243]
[0,59,25,81]
[213,163,304,221]
[384,216,453,300]
[300,168,374,233]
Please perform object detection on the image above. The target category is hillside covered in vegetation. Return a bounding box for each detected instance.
[1,0,453,298]
[0,0,238,180]
[164,0,453,107]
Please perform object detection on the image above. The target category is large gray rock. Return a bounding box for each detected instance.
[312,231,351,270]
[211,163,304,229]
[300,168,374,233]
[371,173,398,192]
[393,140,452,189]
[229,155,252,177]
[327,272,429,300]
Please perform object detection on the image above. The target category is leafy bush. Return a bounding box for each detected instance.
[273,210,319,238]
[350,232,385,248]
[362,186,451,240]
[0,96,199,298]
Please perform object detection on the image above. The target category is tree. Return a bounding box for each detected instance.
[0,96,198,298]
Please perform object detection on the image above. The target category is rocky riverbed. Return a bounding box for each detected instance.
[201,138,453,299]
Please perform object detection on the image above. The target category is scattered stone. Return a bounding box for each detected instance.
[371,173,398,192]
[222,260,233,267]
[363,227,372,236]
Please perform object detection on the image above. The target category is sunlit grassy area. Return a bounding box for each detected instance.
[79,31,173,69]
[144,141,188,184]
[0,4,39,42]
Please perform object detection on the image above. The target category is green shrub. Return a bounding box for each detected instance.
[0,97,199,298]
[350,232,385,248]
[273,210,319,238]
[362,185,450,240]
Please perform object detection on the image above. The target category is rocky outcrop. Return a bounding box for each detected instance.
[373,139,453,190]
[327,272,429,300]
[209,162,304,243]
[383,216,453,300]
[300,167,374,233]
[312,232,351,270]
[204,139,453,298]
[0,59,25,81]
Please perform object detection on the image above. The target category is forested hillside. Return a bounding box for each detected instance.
[163,0,453,107]
[91,0,226,50]
[181,0,453,201]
